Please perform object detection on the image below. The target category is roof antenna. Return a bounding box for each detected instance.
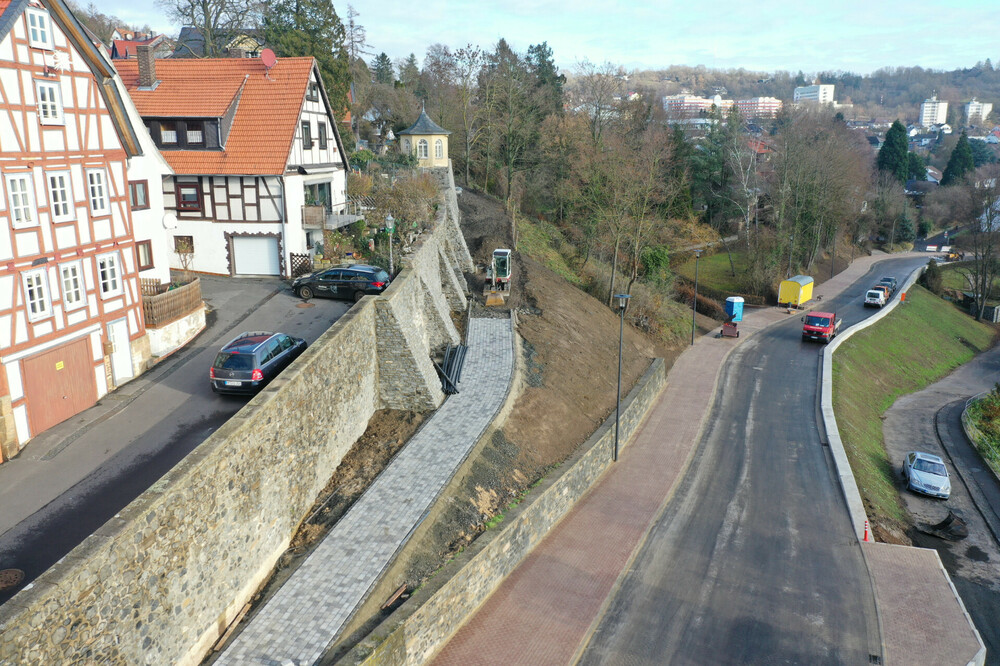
[261,48,277,80]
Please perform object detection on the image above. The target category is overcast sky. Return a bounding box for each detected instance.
[105,0,1000,76]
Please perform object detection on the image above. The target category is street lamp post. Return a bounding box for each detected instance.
[691,250,703,345]
[614,293,630,462]
[385,213,395,276]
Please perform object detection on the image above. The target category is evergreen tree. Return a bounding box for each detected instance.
[398,54,421,91]
[906,152,927,180]
[876,119,908,184]
[263,0,349,116]
[942,131,975,185]
[526,42,565,117]
[370,52,394,84]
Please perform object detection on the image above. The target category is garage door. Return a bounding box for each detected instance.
[233,236,281,276]
[22,338,98,436]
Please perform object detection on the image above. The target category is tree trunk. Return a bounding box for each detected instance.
[608,234,621,307]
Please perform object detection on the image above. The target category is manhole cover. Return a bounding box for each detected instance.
[296,302,315,309]
[0,569,24,591]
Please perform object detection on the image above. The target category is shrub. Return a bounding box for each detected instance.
[921,259,944,295]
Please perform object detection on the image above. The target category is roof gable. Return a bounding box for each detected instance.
[0,0,142,156]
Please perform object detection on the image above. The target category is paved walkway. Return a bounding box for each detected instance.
[217,317,515,665]
[434,252,980,665]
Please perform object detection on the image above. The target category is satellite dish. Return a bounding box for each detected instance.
[261,48,277,69]
[162,212,178,229]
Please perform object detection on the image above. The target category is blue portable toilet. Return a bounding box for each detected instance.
[725,296,744,322]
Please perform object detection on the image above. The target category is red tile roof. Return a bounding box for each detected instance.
[115,57,315,176]
[0,0,13,17]
[111,36,160,58]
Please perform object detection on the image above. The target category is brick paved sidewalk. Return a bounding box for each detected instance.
[216,317,514,666]
[433,252,943,665]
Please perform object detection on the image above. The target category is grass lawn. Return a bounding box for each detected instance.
[674,249,747,294]
[832,285,996,527]
[515,216,583,286]
[940,261,1000,306]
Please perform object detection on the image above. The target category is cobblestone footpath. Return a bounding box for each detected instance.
[217,317,514,666]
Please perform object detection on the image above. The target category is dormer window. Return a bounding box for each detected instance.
[26,9,53,50]
[186,121,204,146]
[160,121,178,145]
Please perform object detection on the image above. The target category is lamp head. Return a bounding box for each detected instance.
[385,213,395,232]
[614,293,630,312]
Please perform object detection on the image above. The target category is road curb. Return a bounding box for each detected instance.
[821,261,928,540]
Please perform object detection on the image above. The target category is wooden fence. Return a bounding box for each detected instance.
[141,277,203,329]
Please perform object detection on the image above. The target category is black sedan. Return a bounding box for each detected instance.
[210,331,307,395]
[292,264,390,302]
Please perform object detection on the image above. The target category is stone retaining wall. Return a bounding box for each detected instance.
[0,173,473,665]
[345,358,667,665]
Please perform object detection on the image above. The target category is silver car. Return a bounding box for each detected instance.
[903,451,951,499]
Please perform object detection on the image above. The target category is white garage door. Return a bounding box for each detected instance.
[233,236,281,276]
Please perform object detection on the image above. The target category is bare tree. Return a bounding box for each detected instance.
[572,59,625,144]
[956,166,1000,320]
[159,0,262,57]
[452,45,485,187]
[344,4,371,144]
[573,129,665,306]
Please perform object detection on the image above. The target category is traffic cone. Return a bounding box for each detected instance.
[863,519,871,542]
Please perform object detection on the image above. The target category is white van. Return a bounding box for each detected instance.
[864,289,887,308]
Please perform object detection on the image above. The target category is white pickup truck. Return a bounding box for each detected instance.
[864,288,887,308]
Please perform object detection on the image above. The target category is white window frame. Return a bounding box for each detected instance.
[5,172,37,228]
[417,139,429,159]
[87,169,109,216]
[25,9,53,50]
[96,252,122,298]
[23,268,52,321]
[35,80,63,125]
[59,261,85,310]
[47,171,73,221]
[435,139,444,159]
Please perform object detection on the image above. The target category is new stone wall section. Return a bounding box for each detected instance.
[0,173,473,665]
[345,358,667,665]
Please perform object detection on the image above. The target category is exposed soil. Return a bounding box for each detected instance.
[216,188,685,661]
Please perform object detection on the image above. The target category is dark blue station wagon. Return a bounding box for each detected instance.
[210,331,307,395]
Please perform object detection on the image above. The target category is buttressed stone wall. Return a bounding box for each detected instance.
[0,166,473,665]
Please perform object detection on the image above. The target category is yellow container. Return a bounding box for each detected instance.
[778,275,814,308]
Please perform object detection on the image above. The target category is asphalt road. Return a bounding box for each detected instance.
[580,257,930,664]
[0,278,349,603]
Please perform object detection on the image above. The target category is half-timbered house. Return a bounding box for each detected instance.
[116,51,349,277]
[0,0,155,458]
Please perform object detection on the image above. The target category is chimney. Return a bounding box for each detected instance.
[137,44,158,89]
[229,47,245,59]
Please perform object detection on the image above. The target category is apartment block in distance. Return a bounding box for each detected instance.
[920,96,949,127]
[793,84,834,104]
[735,97,783,118]
[966,98,993,125]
